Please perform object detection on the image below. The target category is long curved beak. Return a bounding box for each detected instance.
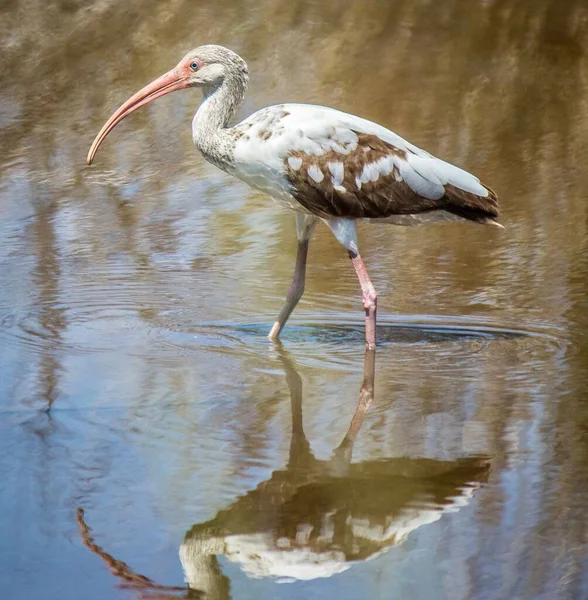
[87,68,190,165]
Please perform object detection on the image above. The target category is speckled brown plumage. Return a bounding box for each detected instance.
[285,133,499,224]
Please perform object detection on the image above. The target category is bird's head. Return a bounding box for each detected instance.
[86,45,248,165]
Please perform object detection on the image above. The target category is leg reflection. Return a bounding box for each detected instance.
[273,344,376,475]
[341,347,376,446]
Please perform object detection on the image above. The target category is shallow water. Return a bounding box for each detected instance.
[1,1,588,599]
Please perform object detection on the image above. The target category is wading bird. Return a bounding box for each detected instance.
[88,45,500,348]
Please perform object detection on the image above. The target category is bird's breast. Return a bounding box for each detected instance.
[230,132,311,212]
[231,161,309,213]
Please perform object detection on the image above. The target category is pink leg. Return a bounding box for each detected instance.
[349,251,377,349]
[331,346,375,465]
[268,239,309,340]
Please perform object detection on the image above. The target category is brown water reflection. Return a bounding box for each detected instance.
[77,348,490,599]
[1,0,588,599]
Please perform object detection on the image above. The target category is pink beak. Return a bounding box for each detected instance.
[87,66,191,165]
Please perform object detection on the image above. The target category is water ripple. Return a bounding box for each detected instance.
[145,313,566,372]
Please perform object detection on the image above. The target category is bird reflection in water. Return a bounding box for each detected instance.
[77,348,491,599]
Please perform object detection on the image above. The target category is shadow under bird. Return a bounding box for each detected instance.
[87,45,501,348]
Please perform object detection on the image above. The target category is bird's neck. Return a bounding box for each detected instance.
[192,72,247,169]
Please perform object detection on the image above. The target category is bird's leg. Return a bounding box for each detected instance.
[349,251,378,349]
[268,240,309,340]
[273,347,314,468]
[331,345,376,468]
[268,214,317,341]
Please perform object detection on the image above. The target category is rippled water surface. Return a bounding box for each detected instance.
[2,1,588,599]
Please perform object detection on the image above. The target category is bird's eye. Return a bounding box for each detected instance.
[189,61,200,71]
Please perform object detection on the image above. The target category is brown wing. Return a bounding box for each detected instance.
[285,133,499,225]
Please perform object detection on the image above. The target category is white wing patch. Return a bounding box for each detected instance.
[308,165,324,183]
[288,156,303,171]
[394,155,444,200]
[327,161,344,187]
[358,163,375,185]
[376,156,395,177]
[407,154,488,198]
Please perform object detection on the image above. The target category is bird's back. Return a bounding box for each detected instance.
[229,103,499,225]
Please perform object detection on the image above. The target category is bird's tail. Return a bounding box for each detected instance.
[444,183,502,227]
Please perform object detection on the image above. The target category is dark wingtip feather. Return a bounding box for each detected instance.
[443,182,501,226]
